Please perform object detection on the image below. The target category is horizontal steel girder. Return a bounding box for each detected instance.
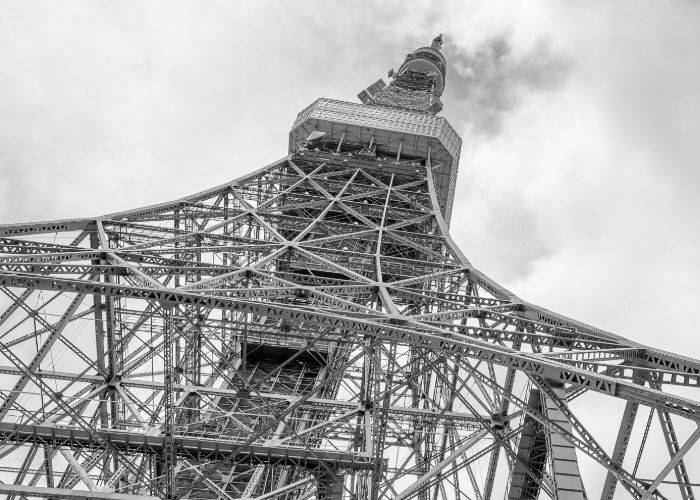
[0,271,698,420]
[0,421,375,471]
[0,156,292,238]
[0,365,485,426]
[0,484,156,500]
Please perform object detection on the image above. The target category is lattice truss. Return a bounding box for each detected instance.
[0,143,699,500]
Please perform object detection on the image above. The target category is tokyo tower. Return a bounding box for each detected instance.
[0,35,698,500]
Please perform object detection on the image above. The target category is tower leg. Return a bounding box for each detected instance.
[507,382,586,500]
[507,388,547,500]
[542,382,586,500]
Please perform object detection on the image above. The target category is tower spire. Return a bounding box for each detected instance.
[358,35,447,114]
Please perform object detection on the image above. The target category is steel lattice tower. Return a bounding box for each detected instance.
[0,35,698,500]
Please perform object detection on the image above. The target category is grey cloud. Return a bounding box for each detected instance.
[440,37,572,283]
[444,36,571,136]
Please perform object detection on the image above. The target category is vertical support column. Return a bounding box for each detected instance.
[43,445,54,496]
[410,347,428,500]
[355,333,375,500]
[222,191,230,357]
[89,229,110,481]
[600,401,638,500]
[508,381,585,500]
[542,381,585,500]
[657,409,694,500]
[507,388,547,500]
[173,210,182,400]
[162,304,175,499]
[601,372,644,500]
[368,334,386,500]
[317,470,344,500]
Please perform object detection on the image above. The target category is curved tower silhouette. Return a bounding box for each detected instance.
[0,35,698,500]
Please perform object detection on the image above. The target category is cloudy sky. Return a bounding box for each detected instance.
[1,0,699,358]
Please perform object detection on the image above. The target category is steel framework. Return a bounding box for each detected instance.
[0,35,698,500]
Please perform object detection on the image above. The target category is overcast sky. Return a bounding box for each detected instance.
[1,0,699,358]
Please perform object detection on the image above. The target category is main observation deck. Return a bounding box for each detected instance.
[289,98,462,222]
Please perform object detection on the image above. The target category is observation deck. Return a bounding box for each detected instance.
[289,98,462,222]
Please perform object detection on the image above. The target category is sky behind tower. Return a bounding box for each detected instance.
[1,0,699,359]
